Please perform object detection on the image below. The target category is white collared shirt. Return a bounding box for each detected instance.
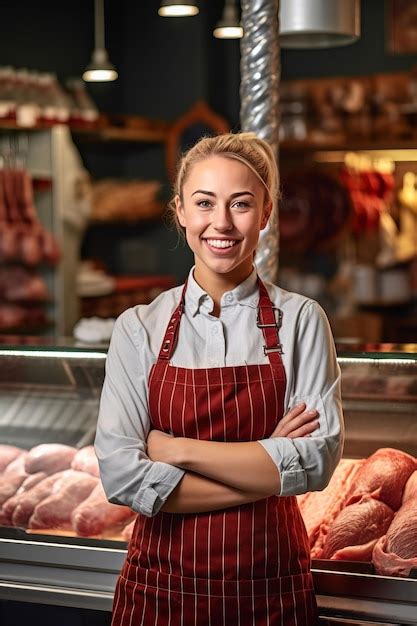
[95,266,344,517]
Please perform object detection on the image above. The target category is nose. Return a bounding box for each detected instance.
[212,204,233,231]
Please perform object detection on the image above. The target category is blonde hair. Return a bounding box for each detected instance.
[167,132,279,235]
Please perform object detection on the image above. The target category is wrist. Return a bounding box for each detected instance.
[170,437,189,467]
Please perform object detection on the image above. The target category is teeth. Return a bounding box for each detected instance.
[206,239,237,248]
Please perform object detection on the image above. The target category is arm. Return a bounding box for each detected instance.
[94,310,185,518]
[257,301,344,495]
[162,472,267,514]
[148,403,318,497]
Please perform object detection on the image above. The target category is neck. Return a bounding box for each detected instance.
[193,263,254,317]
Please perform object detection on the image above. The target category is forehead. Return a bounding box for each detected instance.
[183,155,262,191]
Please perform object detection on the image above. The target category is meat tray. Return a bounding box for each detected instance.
[0,341,416,625]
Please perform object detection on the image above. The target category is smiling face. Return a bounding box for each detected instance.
[175,155,271,289]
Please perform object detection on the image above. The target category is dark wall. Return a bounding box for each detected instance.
[1,0,417,282]
[1,1,416,128]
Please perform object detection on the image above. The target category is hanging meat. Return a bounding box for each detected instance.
[0,165,60,266]
[0,170,18,261]
[19,168,60,265]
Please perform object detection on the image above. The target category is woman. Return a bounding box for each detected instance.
[95,132,344,625]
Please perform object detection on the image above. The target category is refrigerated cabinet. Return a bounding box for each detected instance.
[0,342,416,625]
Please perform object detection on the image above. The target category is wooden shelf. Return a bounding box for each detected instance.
[0,118,171,144]
[280,137,417,154]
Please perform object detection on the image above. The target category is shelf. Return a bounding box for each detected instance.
[280,137,417,155]
[0,119,170,144]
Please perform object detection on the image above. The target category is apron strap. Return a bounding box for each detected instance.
[256,278,284,366]
[157,280,187,360]
[157,276,284,366]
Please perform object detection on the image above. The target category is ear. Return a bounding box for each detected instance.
[261,199,273,230]
[175,195,186,228]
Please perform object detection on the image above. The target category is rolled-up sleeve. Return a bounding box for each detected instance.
[94,309,185,517]
[258,301,344,496]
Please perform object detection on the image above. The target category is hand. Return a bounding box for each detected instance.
[147,429,178,464]
[271,402,319,438]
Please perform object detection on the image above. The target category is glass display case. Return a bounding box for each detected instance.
[0,341,416,624]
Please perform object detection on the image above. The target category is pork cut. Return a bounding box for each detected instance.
[0,445,23,472]
[348,448,416,510]
[402,471,417,504]
[297,458,363,551]
[25,444,77,475]
[1,472,59,527]
[373,498,417,577]
[29,470,98,530]
[0,471,47,525]
[0,452,29,505]
[71,482,134,537]
[321,494,394,561]
[71,446,100,477]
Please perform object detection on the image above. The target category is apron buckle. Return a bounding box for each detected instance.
[257,307,283,329]
[263,344,283,355]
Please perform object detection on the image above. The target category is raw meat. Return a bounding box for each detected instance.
[25,444,77,475]
[29,470,98,530]
[348,448,416,511]
[297,458,363,550]
[0,445,23,472]
[17,472,48,494]
[71,482,134,537]
[321,494,394,561]
[402,471,417,504]
[1,473,59,527]
[373,499,417,577]
[0,452,29,505]
[71,446,100,477]
[121,518,136,542]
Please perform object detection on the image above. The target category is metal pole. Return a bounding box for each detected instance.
[240,0,280,283]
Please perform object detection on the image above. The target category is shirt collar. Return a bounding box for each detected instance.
[185,266,259,316]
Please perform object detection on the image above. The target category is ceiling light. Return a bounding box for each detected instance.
[158,1,199,17]
[214,0,243,39]
[83,0,118,82]
[279,0,360,49]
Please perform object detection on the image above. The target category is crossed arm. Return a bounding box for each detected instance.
[146,403,318,514]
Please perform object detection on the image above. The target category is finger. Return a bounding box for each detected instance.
[287,420,319,439]
[280,402,307,425]
[274,410,318,437]
[272,410,318,437]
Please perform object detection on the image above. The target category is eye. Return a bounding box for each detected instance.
[232,200,250,209]
[196,199,213,209]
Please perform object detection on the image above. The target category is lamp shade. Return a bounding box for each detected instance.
[158,1,199,17]
[279,0,360,48]
[213,1,243,39]
[83,48,118,82]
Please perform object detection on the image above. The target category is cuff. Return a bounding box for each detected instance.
[132,461,185,517]
[257,438,307,496]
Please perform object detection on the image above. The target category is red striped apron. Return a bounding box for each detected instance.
[112,278,318,625]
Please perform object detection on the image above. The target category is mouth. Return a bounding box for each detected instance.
[202,238,241,250]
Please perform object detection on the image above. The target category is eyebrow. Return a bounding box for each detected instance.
[191,190,255,198]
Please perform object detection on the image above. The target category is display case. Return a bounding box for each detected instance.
[0,342,416,624]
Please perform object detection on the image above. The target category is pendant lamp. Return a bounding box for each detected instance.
[83,0,118,82]
[214,0,243,39]
[158,1,199,17]
[279,0,360,49]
